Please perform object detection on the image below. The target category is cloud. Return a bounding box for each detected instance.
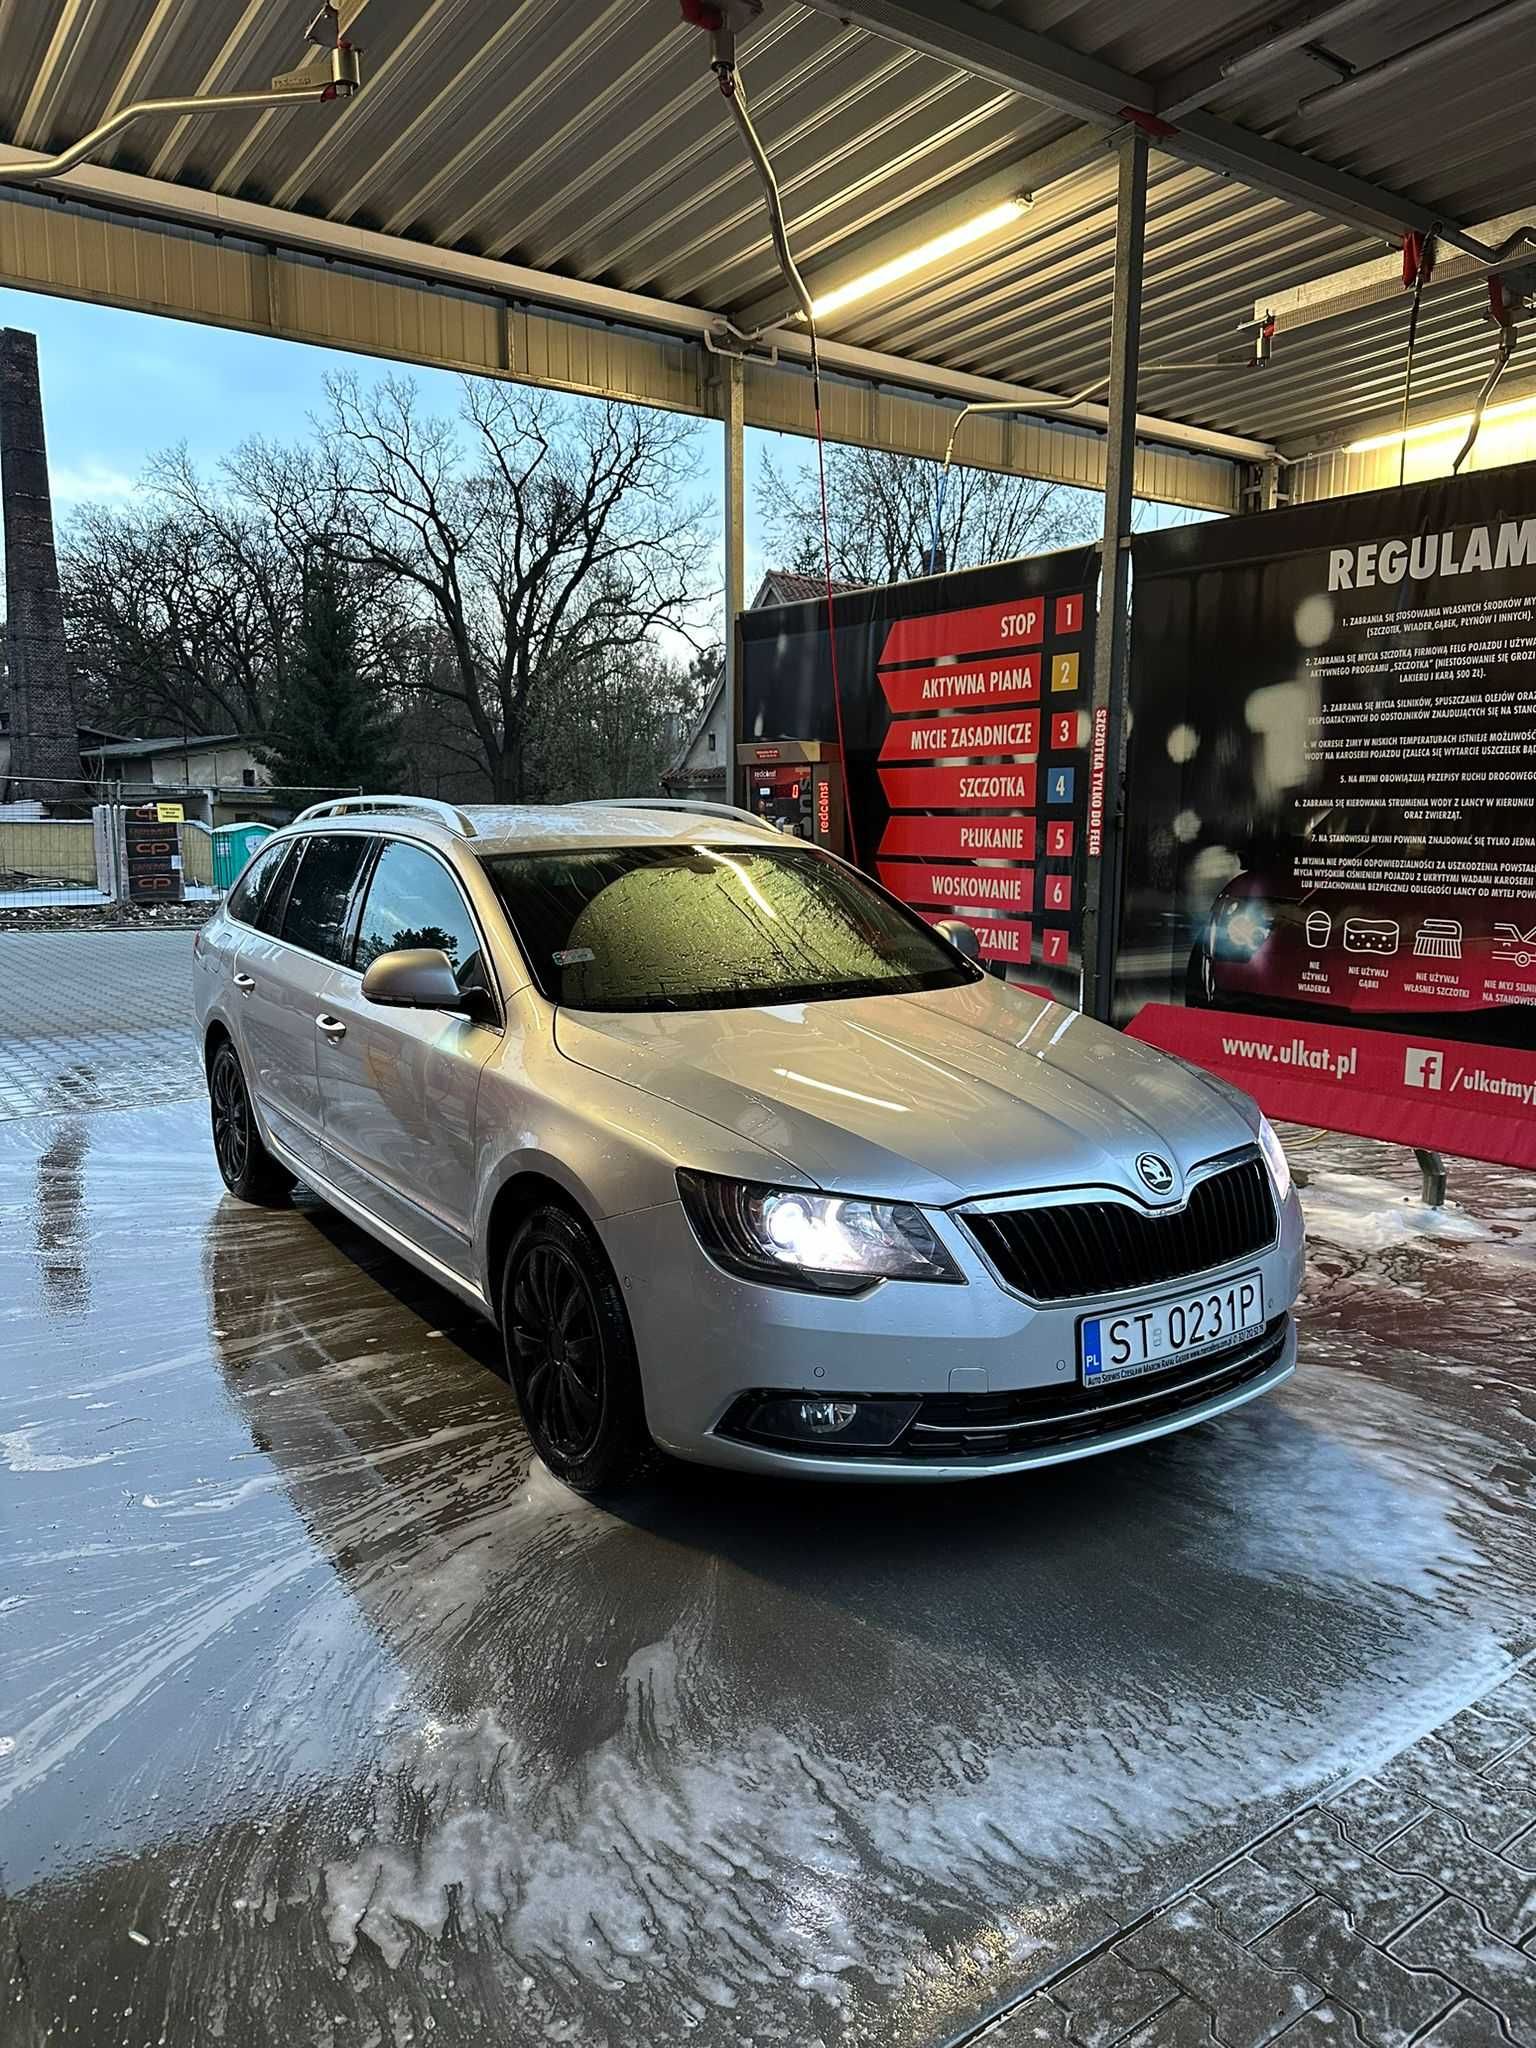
[47,460,143,509]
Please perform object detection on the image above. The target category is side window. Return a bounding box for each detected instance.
[279,835,372,963]
[355,842,487,994]
[254,841,303,936]
[226,838,288,928]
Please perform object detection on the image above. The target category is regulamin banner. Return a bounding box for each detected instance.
[740,550,1097,1002]
[1117,459,1536,1168]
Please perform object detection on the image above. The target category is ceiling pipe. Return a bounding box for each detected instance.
[0,6,360,191]
[1296,0,1536,117]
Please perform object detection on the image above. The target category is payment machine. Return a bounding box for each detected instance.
[737,740,846,857]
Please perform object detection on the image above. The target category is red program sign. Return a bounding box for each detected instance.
[878,655,1040,715]
[878,709,1039,763]
[879,596,1045,667]
[880,763,1038,810]
[878,815,1036,861]
[880,862,1034,913]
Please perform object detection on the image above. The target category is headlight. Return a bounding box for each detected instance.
[677,1171,964,1293]
[1257,1115,1291,1202]
[1213,896,1274,958]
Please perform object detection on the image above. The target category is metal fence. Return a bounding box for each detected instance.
[0,778,360,914]
[0,782,106,910]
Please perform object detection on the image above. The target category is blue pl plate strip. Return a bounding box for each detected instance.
[1081,1320,1103,1381]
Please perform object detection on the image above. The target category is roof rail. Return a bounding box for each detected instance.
[579,797,773,829]
[291,794,477,837]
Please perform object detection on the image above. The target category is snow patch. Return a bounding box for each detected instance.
[1301,1172,1489,1251]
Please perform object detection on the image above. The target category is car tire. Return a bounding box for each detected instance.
[499,1202,656,1496]
[208,1039,294,1205]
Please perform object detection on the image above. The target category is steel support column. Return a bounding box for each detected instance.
[721,353,747,805]
[1080,127,1147,1024]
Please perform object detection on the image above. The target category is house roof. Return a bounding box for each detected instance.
[752,570,862,607]
[86,733,246,761]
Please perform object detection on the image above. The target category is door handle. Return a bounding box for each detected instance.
[316,1014,347,1039]
[233,971,255,991]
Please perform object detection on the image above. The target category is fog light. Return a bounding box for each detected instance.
[798,1400,858,1434]
[733,1393,921,1450]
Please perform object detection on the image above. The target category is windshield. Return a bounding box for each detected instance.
[479,843,981,1012]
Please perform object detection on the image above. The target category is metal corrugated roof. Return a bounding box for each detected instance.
[2,0,1532,459]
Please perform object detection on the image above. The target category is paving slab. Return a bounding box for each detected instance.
[0,929,202,1120]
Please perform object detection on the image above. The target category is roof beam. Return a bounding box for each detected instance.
[0,144,1273,466]
[1255,210,1534,337]
[729,121,1114,333]
[791,0,1152,122]
[796,0,1480,251]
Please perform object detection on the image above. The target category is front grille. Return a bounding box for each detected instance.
[963,1154,1276,1303]
[899,1315,1290,1461]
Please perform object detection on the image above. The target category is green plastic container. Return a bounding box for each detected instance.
[211,821,274,891]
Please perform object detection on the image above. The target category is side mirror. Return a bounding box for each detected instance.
[361,947,467,1011]
[931,917,982,963]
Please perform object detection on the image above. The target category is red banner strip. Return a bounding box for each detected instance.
[878,814,1037,861]
[878,654,1040,715]
[879,597,1044,667]
[880,861,1034,913]
[878,709,1039,764]
[1125,1002,1536,1172]
[879,763,1038,810]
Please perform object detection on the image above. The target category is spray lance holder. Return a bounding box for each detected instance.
[679,0,763,81]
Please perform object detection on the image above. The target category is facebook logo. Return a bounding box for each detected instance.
[1404,1047,1444,1091]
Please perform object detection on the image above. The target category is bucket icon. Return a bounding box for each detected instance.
[1305,910,1332,951]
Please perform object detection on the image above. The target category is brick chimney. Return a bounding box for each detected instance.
[2,328,79,795]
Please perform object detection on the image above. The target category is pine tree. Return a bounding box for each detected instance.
[259,548,402,795]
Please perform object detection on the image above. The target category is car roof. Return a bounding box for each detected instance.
[277,800,791,858]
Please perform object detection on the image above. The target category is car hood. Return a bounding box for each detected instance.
[553,976,1258,1204]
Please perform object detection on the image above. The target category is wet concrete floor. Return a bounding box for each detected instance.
[1,1098,1533,2047]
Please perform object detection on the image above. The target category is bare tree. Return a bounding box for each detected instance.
[63,501,290,738]
[226,374,715,800]
[759,443,1097,585]
[529,642,711,803]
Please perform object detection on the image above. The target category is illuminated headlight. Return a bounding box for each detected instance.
[677,1171,964,1293]
[1213,896,1274,958]
[1257,1115,1292,1202]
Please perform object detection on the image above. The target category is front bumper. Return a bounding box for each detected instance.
[599,1185,1305,1481]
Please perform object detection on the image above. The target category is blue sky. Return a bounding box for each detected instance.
[0,286,795,592]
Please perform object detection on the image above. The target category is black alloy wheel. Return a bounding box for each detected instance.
[208,1041,293,1205]
[501,1203,654,1494]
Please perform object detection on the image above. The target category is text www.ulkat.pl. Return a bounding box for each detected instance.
[1221,1035,1358,1079]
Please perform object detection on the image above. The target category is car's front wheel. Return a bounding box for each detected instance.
[500,1203,655,1495]
[208,1039,293,1205]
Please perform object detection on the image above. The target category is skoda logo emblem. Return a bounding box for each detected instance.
[1136,1153,1175,1195]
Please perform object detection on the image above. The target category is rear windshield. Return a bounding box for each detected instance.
[478,843,980,1013]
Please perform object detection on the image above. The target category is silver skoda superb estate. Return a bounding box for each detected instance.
[194,796,1303,1493]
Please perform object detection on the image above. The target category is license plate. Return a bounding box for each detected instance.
[1080,1271,1265,1389]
